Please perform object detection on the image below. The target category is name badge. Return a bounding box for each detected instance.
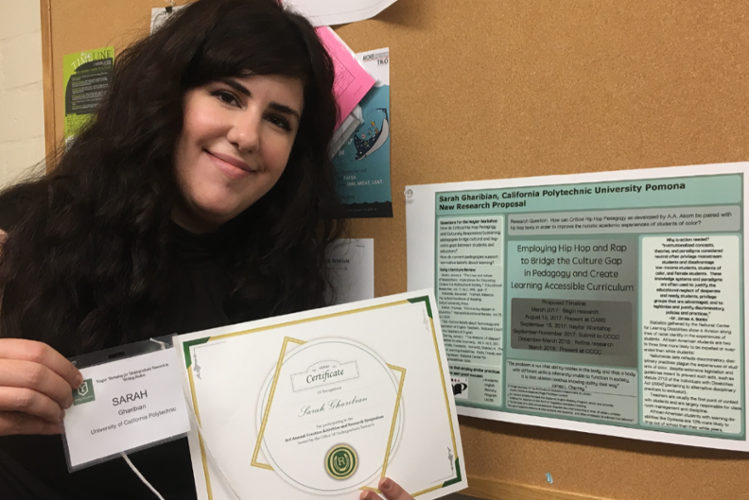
[63,348,191,470]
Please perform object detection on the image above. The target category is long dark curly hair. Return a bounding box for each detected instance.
[0,0,343,357]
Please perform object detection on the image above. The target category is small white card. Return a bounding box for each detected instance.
[63,348,191,469]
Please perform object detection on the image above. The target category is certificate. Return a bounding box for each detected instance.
[175,291,466,499]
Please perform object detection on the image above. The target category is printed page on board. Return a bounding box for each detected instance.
[174,290,466,500]
[332,48,393,218]
[63,47,115,145]
[316,28,376,130]
[283,0,399,26]
[325,238,375,305]
[150,6,185,33]
[406,162,749,451]
[151,2,400,31]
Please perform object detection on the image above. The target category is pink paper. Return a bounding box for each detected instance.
[316,27,376,128]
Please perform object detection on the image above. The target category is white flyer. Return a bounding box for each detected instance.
[151,2,400,31]
[283,0,399,26]
[326,238,375,304]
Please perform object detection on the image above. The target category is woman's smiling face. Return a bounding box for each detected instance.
[172,73,304,233]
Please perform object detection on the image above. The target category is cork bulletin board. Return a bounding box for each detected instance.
[40,1,749,499]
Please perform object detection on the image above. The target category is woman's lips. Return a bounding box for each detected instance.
[207,150,255,179]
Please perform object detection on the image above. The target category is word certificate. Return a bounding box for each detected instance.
[175,291,466,499]
[407,162,749,451]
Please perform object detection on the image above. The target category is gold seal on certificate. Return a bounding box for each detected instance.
[255,338,404,494]
[325,444,357,479]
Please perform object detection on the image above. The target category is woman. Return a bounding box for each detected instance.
[0,1,414,498]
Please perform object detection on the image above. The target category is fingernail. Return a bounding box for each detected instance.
[58,410,66,422]
[380,478,393,492]
[75,373,84,388]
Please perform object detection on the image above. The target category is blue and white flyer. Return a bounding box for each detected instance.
[175,290,466,499]
[332,48,393,218]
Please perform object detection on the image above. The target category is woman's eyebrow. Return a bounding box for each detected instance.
[268,102,301,122]
[218,77,251,96]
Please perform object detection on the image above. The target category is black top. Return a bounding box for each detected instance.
[0,223,236,499]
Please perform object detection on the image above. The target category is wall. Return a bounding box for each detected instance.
[0,0,45,187]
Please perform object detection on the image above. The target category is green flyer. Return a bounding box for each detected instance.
[63,46,115,143]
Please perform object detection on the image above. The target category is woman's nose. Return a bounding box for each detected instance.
[227,111,261,152]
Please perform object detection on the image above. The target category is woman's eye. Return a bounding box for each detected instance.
[267,115,291,132]
[212,90,239,107]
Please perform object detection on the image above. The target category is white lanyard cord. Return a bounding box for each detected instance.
[121,452,166,500]
[120,339,242,500]
[121,409,242,500]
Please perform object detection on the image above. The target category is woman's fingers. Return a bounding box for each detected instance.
[0,385,65,424]
[377,478,413,500]
[0,410,63,435]
[0,361,74,417]
[360,478,415,500]
[0,339,83,390]
[0,339,82,433]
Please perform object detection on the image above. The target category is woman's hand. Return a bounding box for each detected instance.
[360,478,415,500]
[0,339,83,435]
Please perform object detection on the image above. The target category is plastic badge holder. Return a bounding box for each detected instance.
[62,336,190,472]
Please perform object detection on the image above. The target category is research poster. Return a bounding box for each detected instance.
[406,163,748,451]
